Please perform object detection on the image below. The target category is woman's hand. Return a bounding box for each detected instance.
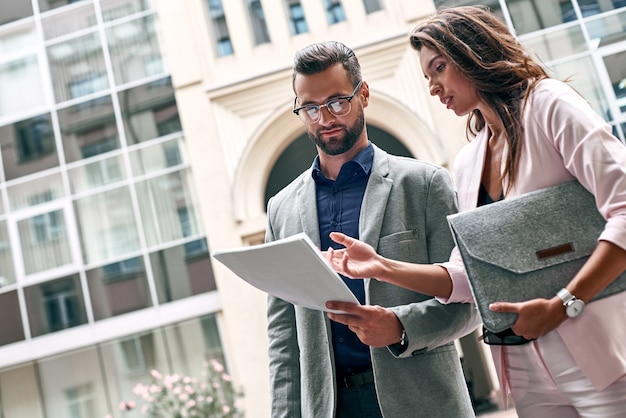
[489,297,566,340]
[323,232,384,279]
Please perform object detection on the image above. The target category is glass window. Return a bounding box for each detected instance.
[7,172,65,211]
[0,363,43,418]
[135,170,202,247]
[324,0,346,24]
[37,346,108,418]
[520,24,587,62]
[206,0,234,56]
[47,32,108,103]
[506,0,579,35]
[128,137,184,176]
[363,0,383,14]
[25,275,88,337]
[163,315,225,377]
[0,1,34,25]
[247,0,271,44]
[99,328,169,416]
[150,239,216,303]
[58,96,120,163]
[601,50,626,119]
[585,8,626,47]
[550,56,611,122]
[285,0,309,35]
[74,186,140,264]
[434,0,505,22]
[39,0,90,13]
[0,113,59,181]
[0,23,44,120]
[0,291,24,346]
[18,208,72,275]
[101,0,152,22]
[119,77,182,144]
[0,221,16,287]
[106,15,165,86]
[87,256,152,320]
[68,154,126,194]
[41,2,97,40]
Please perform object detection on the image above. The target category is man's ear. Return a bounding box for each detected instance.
[360,80,370,108]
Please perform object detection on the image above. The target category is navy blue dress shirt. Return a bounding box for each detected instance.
[312,143,374,375]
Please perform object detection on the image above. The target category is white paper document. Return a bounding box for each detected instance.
[212,233,360,312]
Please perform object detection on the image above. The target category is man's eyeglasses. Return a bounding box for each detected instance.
[293,81,363,124]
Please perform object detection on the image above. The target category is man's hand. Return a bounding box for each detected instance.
[326,301,403,348]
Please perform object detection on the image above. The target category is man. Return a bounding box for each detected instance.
[265,41,479,418]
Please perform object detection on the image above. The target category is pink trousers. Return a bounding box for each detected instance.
[503,331,626,418]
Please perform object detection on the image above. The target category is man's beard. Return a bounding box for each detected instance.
[308,107,365,156]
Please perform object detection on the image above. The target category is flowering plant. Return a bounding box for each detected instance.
[114,359,243,417]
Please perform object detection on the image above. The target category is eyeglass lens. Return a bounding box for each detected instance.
[303,99,350,122]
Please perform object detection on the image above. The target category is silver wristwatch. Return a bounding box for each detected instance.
[557,288,585,318]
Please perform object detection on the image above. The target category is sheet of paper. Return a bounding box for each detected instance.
[212,232,360,312]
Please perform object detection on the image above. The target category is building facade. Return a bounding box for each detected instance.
[0,0,624,417]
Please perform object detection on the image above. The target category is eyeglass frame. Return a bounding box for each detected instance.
[292,80,363,124]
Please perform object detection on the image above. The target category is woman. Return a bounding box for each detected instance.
[324,5,626,417]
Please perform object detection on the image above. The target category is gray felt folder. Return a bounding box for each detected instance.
[447,181,626,333]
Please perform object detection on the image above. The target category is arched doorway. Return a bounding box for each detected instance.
[263,125,413,207]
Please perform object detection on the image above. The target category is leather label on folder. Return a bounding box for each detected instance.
[536,243,574,260]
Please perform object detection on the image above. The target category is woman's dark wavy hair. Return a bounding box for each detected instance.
[410,5,549,190]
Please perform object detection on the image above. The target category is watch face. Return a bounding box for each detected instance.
[566,299,585,317]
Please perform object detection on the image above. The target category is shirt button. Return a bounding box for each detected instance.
[338,338,344,343]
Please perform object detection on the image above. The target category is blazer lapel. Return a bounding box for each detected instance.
[296,173,322,248]
[359,146,392,251]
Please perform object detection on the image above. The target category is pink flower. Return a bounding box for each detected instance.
[210,359,224,373]
[150,370,162,380]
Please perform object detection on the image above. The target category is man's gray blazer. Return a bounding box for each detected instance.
[266,144,480,418]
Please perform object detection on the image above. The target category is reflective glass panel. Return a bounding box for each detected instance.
[7,172,64,211]
[99,328,169,417]
[101,0,152,22]
[87,256,152,320]
[106,15,164,86]
[0,2,34,25]
[0,113,58,181]
[119,77,181,144]
[37,346,109,418]
[586,8,626,47]
[602,50,626,120]
[163,315,225,377]
[521,24,587,62]
[0,363,43,418]
[18,209,72,275]
[68,154,126,193]
[149,238,216,303]
[39,0,89,13]
[509,0,575,35]
[136,170,202,247]
[434,0,505,21]
[0,23,43,120]
[0,291,24,346]
[551,56,611,120]
[128,137,184,176]
[25,275,88,337]
[74,187,140,264]
[58,95,120,163]
[41,2,97,40]
[47,32,108,103]
[0,221,16,286]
